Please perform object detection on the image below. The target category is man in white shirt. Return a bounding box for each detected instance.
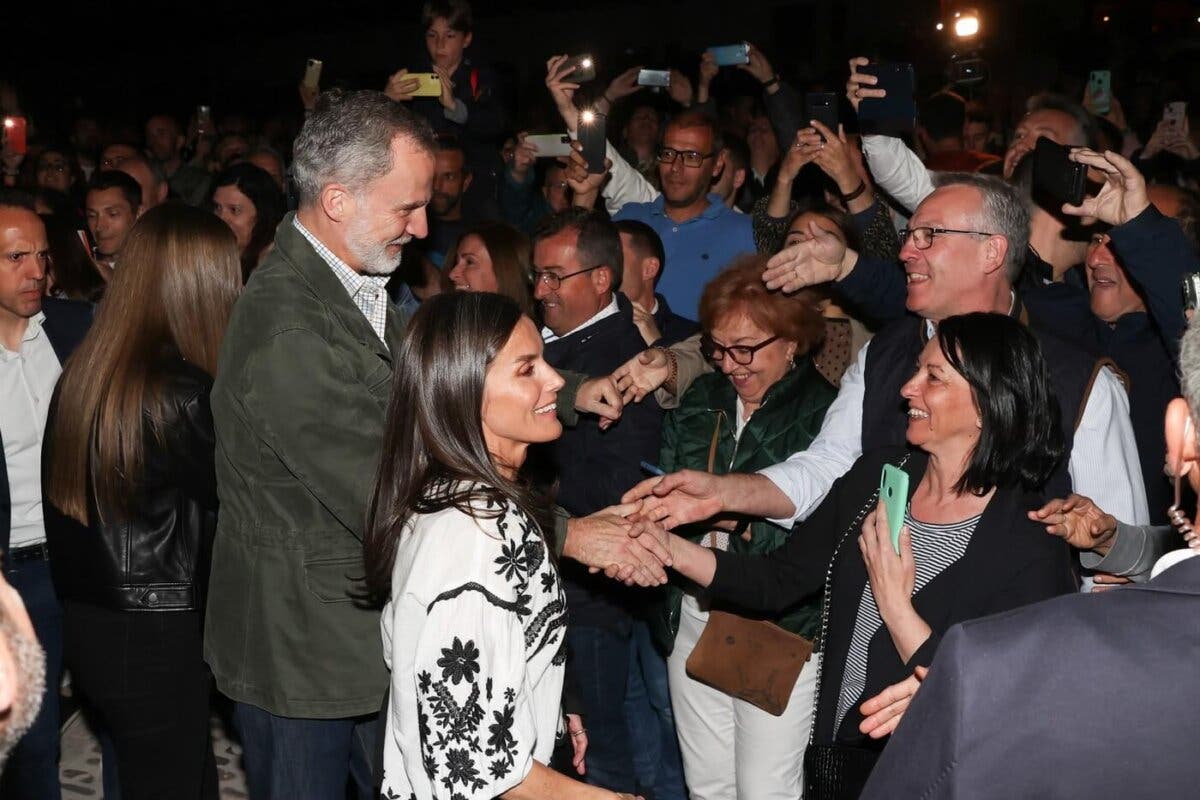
[0,191,93,800]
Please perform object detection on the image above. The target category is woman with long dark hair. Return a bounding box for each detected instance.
[43,203,241,799]
[209,162,286,281]
[364,292,636,800]
[444,220,536,314]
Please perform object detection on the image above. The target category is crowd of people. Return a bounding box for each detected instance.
[2,1,1200,798]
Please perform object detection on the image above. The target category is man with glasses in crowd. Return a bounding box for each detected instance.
[529,207,680,798]
[611,111,755,320]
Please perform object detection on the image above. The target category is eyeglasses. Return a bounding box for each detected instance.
[700,333,779,365]
[899,226,996,250]
[657,147,716,167]
[532,264,603,291]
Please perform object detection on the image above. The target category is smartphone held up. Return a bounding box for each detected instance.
[577,110,607,174]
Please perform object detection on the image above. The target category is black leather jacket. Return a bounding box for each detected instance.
[44,357,217,611]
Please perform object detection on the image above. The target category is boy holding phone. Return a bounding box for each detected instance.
[383,0,506,209]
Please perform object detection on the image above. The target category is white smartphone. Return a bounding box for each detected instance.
[525,133,573,158]
[1165,101,1188,129]
[637,69,671,88]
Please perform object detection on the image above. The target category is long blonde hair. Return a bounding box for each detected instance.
[47,203,242,524]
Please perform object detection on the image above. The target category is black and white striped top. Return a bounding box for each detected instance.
[833,507,981,734]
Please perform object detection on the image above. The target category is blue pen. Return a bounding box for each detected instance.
[640,461,666,476]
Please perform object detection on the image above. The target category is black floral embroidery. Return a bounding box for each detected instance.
[486,704,517,754]
[493,539,528,582]
[540,570,557,594]
[443,748,486,792]
[438,638,480,685]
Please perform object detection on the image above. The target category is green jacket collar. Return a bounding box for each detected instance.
[709,358,817,422]
[274,213,406,360]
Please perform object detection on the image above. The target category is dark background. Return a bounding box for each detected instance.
[9,0,1200,140]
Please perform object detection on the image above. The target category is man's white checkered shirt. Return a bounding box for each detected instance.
[293,217,391,348]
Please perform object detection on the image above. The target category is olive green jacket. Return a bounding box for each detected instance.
[651,361,836,654]
[204,215,582,718]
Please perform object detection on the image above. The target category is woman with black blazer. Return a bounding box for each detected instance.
[42,204,241,800]
[646,313,1078,798]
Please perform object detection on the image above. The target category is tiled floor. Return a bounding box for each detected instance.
[59,711,248,798]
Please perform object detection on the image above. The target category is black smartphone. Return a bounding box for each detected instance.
[563,54,596,83]
[805,92,839,136]
[1032,137,1086,207]
[856,63,916,136]
[578,111,607,174]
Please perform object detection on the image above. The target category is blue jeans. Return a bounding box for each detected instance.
[625,620,687,800]
[231,702,377,800]
[1,558,62,800]
[566,624,637,794]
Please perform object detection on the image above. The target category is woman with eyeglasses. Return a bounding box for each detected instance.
[647,253,835,800]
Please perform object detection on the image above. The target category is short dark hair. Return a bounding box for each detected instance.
[0,188,36,213]
[935,312,1064,495]
[532,208,623,293]
[665,109,724,153]
[435,135,470,173]
[920,91,967,141]
[785,201,864,254]
[615,219,666,287]
[87,170,142,213]
[422,0,472,33]
[293,89,436,207]
[722,133,750,173]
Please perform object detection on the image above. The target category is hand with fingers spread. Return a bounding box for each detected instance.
[621,470,726,529]
[846,56,885,112]
[1027,493,1118,554]
[761,218,856,293]
[1062,148,1150,225]
[613,347,672,404]
[562,502,672,586]
[858,666,929,739]
[545,55,582,128]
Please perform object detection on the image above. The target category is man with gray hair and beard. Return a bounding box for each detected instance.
[206,89,670,799]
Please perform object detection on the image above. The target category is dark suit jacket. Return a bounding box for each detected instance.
[707,446,1078,747]
[1,297,93,554]
[862,555,1200,799]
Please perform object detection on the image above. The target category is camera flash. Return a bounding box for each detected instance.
[580,110,596,124]
[2,119,12,129]
[582,58,593,69]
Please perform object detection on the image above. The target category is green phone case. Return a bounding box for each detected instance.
[880,464,909,554]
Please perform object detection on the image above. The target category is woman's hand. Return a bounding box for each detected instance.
[613,347,672,403]
[808,121,863,196]
[565,713,587,775]
[858,665,929,739]
[860,501,931,662]
[545,55,582,128]
[860,501,915,615]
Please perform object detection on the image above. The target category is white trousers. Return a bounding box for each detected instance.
[667,595,819,800]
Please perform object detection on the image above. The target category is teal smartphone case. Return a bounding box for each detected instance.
[879,464,909,554]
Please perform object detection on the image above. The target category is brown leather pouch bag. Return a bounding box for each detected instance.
[685,609,813,716]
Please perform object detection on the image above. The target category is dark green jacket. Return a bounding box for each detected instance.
[651,360,835,654]
[205,214,584,718]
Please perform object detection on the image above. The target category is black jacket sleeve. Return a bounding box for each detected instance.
[834,253,909,324]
